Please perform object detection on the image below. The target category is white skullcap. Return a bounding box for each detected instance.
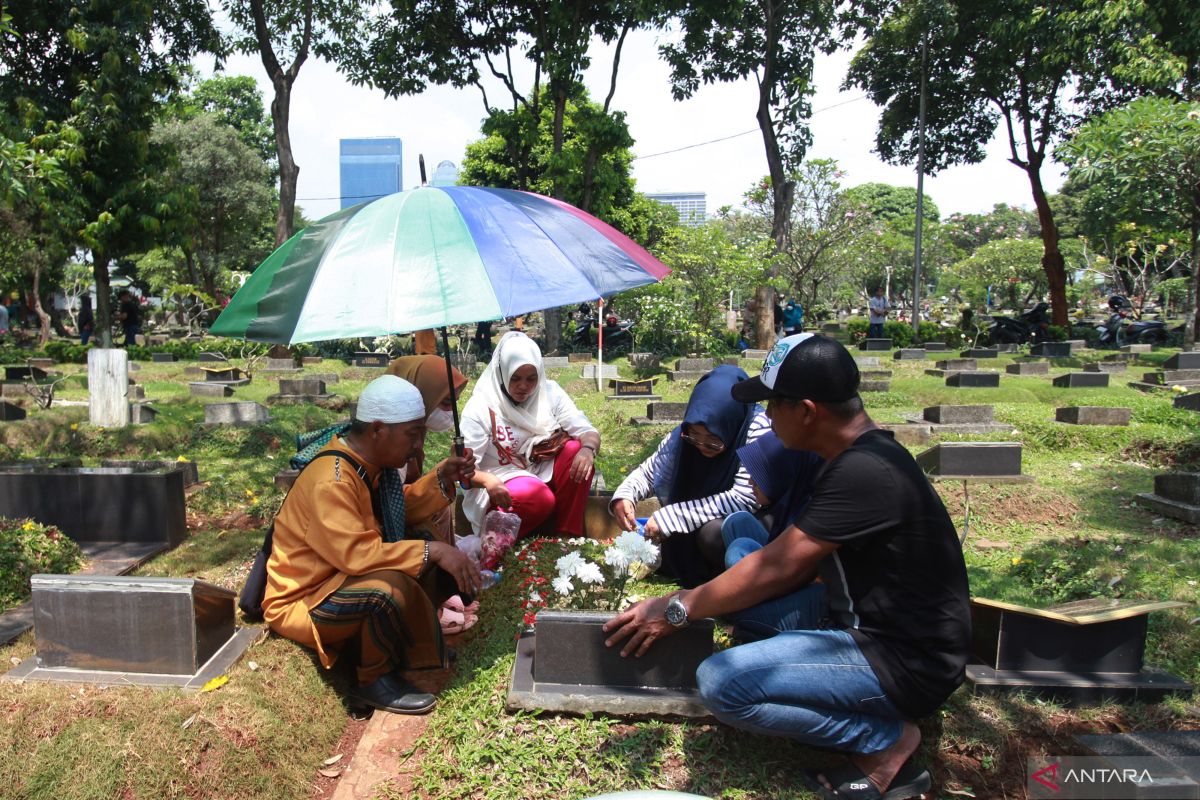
[355,375,426,424]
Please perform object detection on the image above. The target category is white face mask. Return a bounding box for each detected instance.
[427,407,454,432]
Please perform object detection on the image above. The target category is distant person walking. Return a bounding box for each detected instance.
[77,296,94,346]
[117,290,141,347]
[868,287,889,339]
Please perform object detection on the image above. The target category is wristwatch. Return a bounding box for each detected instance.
[665,595,690,628]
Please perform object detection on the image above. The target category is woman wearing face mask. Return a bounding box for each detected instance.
[610,364,771,588]
[461,332,601,538]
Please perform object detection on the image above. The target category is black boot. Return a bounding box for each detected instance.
[350,674,436,715]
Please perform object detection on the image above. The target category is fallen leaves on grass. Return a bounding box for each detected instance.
[318,768,342,779]
[201,675,229,692]
[323,754,343,766]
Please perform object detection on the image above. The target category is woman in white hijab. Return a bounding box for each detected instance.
[461,331,601,537]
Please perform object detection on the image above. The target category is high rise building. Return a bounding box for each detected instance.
[339,138,403,209]
[645,191,707,226]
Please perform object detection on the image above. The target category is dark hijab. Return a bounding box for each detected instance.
[736,430,825,539]
[653,364,757,505]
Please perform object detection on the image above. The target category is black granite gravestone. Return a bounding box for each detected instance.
[151,352,177,363]
[1031,342,1072,358]
[947,372,1000,387]
[0,401,26,421]
[1164,351,1200,370]
[1056,406,1131,425]
[352,352,389,368]
[916,442,1022,477]
[0,466,187,547]
[4,365,47,381]
[967,598,1190,705]
[1053,372,1110,388]
[610,378,656,397]
[858,338,892,351]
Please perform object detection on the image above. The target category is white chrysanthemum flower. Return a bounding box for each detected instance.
[556,550,585,577]
[552,575,574,595]
[576,561,605,585]
[529,591,542,603]
[604,546,632,576]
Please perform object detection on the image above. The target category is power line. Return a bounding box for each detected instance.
[631,94,870,162]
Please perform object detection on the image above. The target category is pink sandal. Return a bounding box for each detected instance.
[444,594,480,616]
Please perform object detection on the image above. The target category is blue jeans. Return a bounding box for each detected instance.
[868,322,884,339]
[721,511,825,637]
[697,629,905,753]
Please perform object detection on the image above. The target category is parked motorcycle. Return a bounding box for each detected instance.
[1097,296,1169,346]
[988,302,1050,345]
[572,313,634,351]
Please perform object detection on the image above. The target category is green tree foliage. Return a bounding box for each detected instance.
[943,204,1040,253]
[623,221,770,354]
[940,237,1061,309]
[846,0,1115,326]
[460,86,637,224]
[146,114,274,298]
[841,182,940,225]
[1060,96,1200,342]
[168,74,277,173]
[661,0,840,345]
[223,0,367,244]
[0,0,221,346]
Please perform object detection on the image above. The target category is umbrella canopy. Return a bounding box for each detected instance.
[211,186,670,344]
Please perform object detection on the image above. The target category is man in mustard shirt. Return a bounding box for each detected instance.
[264,375,480,714]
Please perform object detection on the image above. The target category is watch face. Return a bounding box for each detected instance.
[666,598,687,626]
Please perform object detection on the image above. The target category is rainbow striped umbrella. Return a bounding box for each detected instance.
[211,186,670,344]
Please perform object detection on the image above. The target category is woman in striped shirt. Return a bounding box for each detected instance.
[611,365,771,587]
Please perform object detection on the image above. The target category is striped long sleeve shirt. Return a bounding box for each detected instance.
[612,408,771,536]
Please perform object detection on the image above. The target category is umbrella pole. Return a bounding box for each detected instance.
[596,298,603,393]
[439,326,469,489]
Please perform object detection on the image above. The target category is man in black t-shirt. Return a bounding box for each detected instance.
[604,333,970,800]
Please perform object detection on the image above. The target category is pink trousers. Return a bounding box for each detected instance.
[504,439,589,538]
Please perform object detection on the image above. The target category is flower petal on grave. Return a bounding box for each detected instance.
[201,675,229,692]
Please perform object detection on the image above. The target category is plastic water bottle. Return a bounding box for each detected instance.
[480,569,502,590]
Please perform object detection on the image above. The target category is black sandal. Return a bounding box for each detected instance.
[802,759,932,800]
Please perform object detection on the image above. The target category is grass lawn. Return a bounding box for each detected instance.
[0,347,1197,799]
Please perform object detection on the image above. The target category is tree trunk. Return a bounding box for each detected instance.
[184,248,199,285]
[271,78,298,247]
[1025,166,1068,326]
[1188,211,1198,348]
[30,264,51,346]
[91,249,113,348]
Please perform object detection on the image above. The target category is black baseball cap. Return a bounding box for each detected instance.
[731,333,860,403]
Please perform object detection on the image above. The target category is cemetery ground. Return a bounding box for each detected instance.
[0,349,1197,799]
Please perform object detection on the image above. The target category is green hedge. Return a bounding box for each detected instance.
[845,319,964,348]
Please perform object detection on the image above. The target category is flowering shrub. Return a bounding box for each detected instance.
[0,517,84,612]
[510,534,660,630]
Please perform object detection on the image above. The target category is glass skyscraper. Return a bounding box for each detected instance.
[339,138,403,209]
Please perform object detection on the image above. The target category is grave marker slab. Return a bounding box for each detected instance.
[1136,472,1200,524]
[966,597,1191,705]
[301,356,323,365]
[1083,361,1126,373]
[507,610,714,717]
[4,365,48,381]
[860,380,890,392]
[922,342,947,351]
[608,378,657,399]
[0,465,187,547]
[1031,342,1073,358]
[861,369,893,380]
[880,423,931,445]
[102,459,199,487]
[947,371,1000,388]
[204,401,270,426]
[1121,343,1152,354]
[854,357,880,368]
[858,338,892,351]
[627,353,660,370]
[568,352,592,363]
[278,378,327,396]
[197,352,225,363]
[129,403,157,424]
[676,357,714,372]
[151,353,177,363]
[923,405,994,424]
[648,402,687,421]
[352,352,389,368]
[894,349,926,360]
[0,401,25,421]
[936,358,977,371]
[1146,368,1200,384]
[667,370,707,382]
[1175,393,1200,412]
[582,364,619,379]
[1053,372,1110,388]
[541,356,570,369]
[1056,406,1131,426]
[189,382,233,398]
[202,366,245,383]
[1006,362,1049,376]
[1164,351,1200,370]
[128,385,145,400]
[3,575,261,690]
[262,357,299,372]
[961,348,1000,359]
[741,349,769,360]
[916,442,1021,477]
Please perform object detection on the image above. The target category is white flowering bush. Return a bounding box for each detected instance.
[537,533,659,612]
